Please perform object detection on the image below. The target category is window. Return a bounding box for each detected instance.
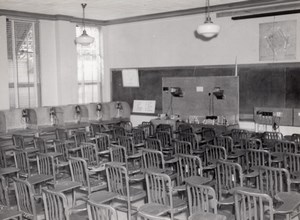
[6,18,41,109]
[76,26,103,104]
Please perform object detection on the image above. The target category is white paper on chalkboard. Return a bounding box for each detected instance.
[133,100,156,114]
[122,69,139,87]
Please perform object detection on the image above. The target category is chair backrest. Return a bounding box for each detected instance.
[178,154,202,184]
[80,142,99,167]
[118,135,136,156]
[139,122,155,139]
[231,129,251,144]
[42,188,69,220]
[274,140,297,154]
[258,166,290,197]
[14,177,37,220]
[120,121,133,133]
[105,162,129,197]
[90,123,102,137]
[144,170,174,219]
[34,137,48,153]
[186,180,218,215]
[214,135,234,154]
[174,140,192,155]
[145,138,162,151]
[109,145,127,164]
[291,133,300,143]
[73,131,87,147]
[205,145,227,166]
[37,153,56,181]
[156,124,173,137]
[88,200,118,220]
[262,131,283,149]
[201,127,216,143]
[69,157,90,193]
[111,126,126,142]
[55,128,69,141]
[0,176,9,206]
[244,138,262,150]
[142,148,165,170]
[12,134,25,149]
[284,152,300,175]
[54,140,69,162]
[132,128,145,146]
[245,149,271,171]
[177,123,194,134]
[94,133,110,153]
[156,131,172,149]
[234,189,274,220]
[14,149,31,176]
[178,132,199,152]
[216,160,243,201]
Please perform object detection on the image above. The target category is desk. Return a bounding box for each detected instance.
[150,118,178,131]
[191,123,239,136]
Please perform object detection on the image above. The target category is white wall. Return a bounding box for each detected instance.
[102,13,300,101]
[0,16,10,110]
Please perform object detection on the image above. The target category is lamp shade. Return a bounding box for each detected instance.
[197,22,220,38]
[75,30,94,46]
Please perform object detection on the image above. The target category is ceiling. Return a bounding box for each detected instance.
[0,0,299,22]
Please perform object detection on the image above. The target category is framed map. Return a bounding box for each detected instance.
[259,20,297,61]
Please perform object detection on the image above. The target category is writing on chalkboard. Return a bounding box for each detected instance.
[133,100,156,114]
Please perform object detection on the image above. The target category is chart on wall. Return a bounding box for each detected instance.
[259,20,297,61]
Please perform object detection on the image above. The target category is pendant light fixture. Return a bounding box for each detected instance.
[196,0,220,38]
[75,3,94,46]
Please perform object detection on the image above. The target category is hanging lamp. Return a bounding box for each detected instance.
[75,3,94,46]
[197,0,220,38]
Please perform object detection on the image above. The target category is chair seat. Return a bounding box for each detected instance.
[28,174,54,185]
[118,186,146,201]
[172,196,187,213]
[0,208,22,220]
[129,173,145,182]
[138,203,171,216]
[218,194,234,205]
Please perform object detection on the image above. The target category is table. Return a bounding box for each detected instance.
[150,118,177,131]
[191,123,239,136]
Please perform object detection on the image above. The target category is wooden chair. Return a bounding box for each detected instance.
[139,121,155,139]
[216,160,243,206]
[118,135,139,157]
[0,176,23,220]
[87,199,118,220]
[262,131,283,150]
[14,149,31,178]
[13,177,44,220]
[93,133,110,157]
[177,123,194,134]
[42,188,83,220]
[132,128,145,149]
[244,148,271,179]
[201,127,216,144]
[12,134,37,157]
[203,145,227,171]
[234,188,276,220]
[291,133,300,144]
[186,180,218,215]
[109,145,142,181]
[142,148,177,180]
[283,152,300,188]
[156,124,173,137]
[214,135,243,162]
[55,128,69,141]
[231,129,251,147]
[120,121,133,134]
[111,126,126,144]
[174,140,193,155]
[105,162,146,220]
[139,170,186,220]
[145,138,163,151]
[176,154,203,191]
[178,132,204,155]
[156,131,174,159]
[33,136,51,153]
[69,157,107,197]
[80,142,101,168]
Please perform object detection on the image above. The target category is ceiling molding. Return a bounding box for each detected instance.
[217,2,300,18]
[0,0,299,26]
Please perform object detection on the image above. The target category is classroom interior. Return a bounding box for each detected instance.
[1,0,300,220]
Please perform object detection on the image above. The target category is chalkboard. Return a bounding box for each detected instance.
[111,63,300,119]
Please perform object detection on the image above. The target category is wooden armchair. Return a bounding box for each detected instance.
[87,200,118,220]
